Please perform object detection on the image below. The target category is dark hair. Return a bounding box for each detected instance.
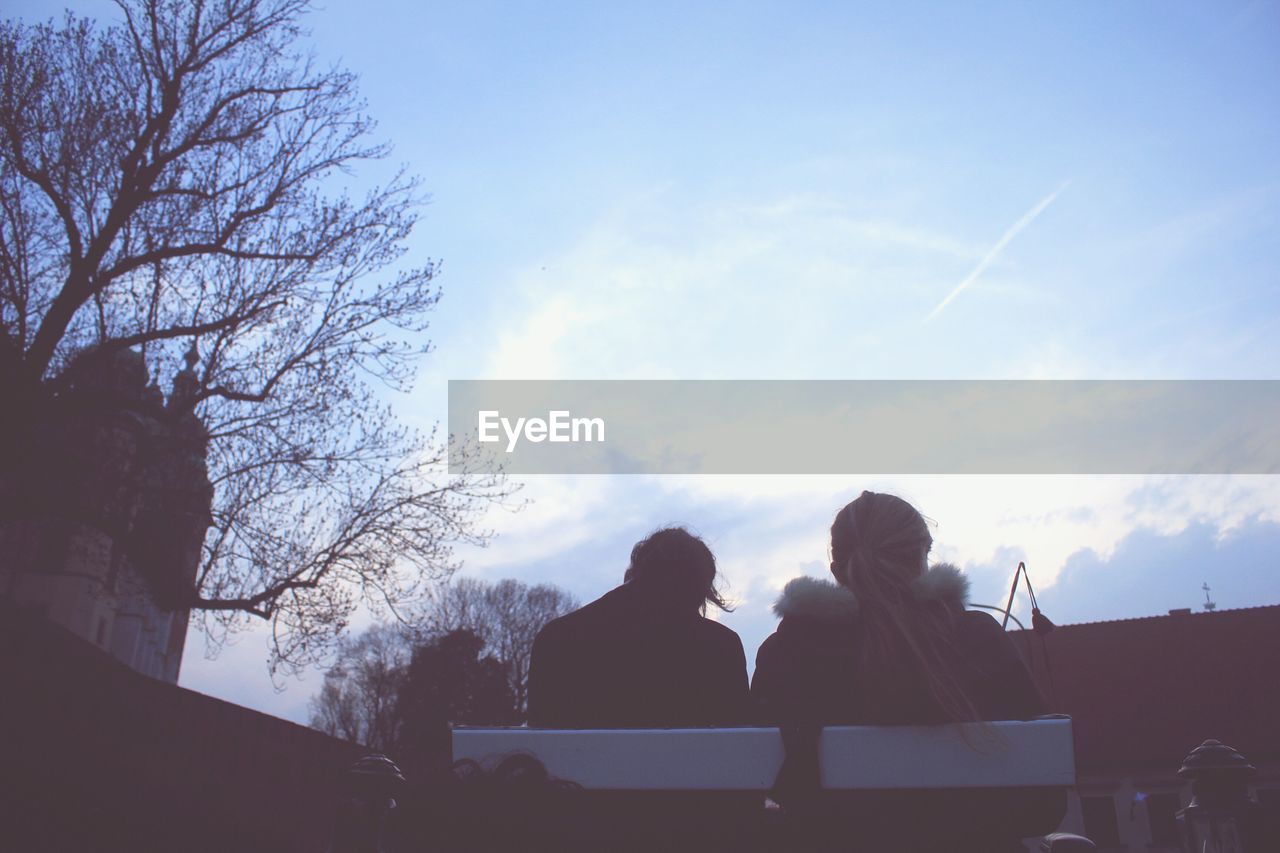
[831,491,979,724]
[623,527,731,614]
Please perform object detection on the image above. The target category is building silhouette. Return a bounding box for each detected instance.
[1013,603,1280,850]
[0,344,212,682]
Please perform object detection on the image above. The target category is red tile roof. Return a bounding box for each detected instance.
[1010,604,1280,775]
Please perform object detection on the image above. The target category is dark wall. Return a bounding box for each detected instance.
[1,601,364,852]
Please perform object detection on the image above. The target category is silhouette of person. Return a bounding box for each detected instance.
[751,491,1066,853]
[527,526,750,728]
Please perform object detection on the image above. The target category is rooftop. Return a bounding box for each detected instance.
[1011,603,1280,775]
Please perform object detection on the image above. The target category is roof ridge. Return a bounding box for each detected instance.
[1007,601,1280,630]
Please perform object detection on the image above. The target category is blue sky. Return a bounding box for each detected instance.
[12,0,1279,722]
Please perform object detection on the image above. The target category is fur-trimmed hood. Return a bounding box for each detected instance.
[772,563,970,623]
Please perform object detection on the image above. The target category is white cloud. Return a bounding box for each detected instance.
[479,189,995,381]
[486,295,601,379]
[463,473,1280,623]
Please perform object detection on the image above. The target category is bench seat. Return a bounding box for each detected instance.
[451,716,1075,791]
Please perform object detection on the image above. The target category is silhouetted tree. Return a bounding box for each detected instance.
[308,623,408,751]
[423,577,579,717]
[394,629,515,775]
[0,0,509,671]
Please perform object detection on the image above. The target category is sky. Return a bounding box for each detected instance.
[12,0,1280,724]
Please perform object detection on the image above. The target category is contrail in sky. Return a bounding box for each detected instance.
[925,180,1071,322]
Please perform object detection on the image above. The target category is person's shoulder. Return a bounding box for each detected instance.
[959,607,1004,630]
[691,617,748,683]
[537,587,633,643]
[534,596,596,640]
[957,607,1009,638]
[696,614,745,648]
[691,607,742,648]
[955,608,1024,657]
[753,628,785,666]
[532,612,569,653]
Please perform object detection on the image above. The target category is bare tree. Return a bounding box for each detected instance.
[309,618,521,768]
[422,577,579,718]
[309,623,409,750]
[0,0,509,670]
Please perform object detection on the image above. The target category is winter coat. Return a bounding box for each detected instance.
[750,565,1066,853]
[527,582,751,728]
[752,565,1047,726]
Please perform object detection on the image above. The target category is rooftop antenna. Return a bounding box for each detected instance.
[1202,582,1216,612]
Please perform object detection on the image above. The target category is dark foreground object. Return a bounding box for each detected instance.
[0,602,363,853]
[358,751,1061,853]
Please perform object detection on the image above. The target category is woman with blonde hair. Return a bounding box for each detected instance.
[751,491,1064,852]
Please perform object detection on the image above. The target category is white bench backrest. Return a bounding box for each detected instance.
[451,717,1075,791]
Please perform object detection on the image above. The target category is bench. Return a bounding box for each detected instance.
[451,716,1076,790]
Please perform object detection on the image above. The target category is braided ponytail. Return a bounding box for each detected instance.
[831,492,980,724]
